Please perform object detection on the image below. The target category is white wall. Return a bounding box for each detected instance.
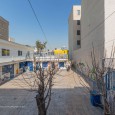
[68,5,81,60]
[68,10,74,59]
[0,39,34,64]
[104,0,115,59]
[75,0,105,67]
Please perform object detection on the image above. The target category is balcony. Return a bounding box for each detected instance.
[0,55,33,65]
[35,54,68,62]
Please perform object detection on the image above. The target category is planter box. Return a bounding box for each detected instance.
[90,90,102,107]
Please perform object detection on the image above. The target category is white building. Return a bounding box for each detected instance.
[0,39,34,79]
[68,5,81,60]
[0,17,34,83]
[68,1,115,112]
[69,0,115,67]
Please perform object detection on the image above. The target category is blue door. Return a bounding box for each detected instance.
[36,62,40,70]
[19,62,26,72]
[2,64,14,79]
[26,61,33,71]
[42,62,48,68]
[59,62,64,68]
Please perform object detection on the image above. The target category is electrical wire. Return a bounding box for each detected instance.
[72,9,115,56]
[80,10,115,42]
[27,0,52,49]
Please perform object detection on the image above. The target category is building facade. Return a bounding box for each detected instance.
[68,5,81,60]
[68,1,115,113]
[0,39,34,80]
[75,0,105,67]
[69,0,115,67]
[0,16,34,84]
[0,16,9,41]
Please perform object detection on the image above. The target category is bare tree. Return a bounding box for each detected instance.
[17,55,56,115]
[76,44,115,115]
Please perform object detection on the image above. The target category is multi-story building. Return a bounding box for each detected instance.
[0,16,9,41]
[0,16,34,84]
[68,1,115,112]
[0,39,34,76]
[69,0,115,67]
[68,5,81,60]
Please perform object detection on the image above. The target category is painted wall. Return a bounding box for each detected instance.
[68,5,81,59]
[104,0,115,59]
[0,16,9,41]
[0,39,34,64]
[75,0,105,68]
[54,49,68,55]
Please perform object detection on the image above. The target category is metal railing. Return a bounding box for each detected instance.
[0,56,33,63]
[35,54,68,61]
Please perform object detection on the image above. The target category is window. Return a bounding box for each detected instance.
[77,40,81,45]
[77,30,81,35]
[77,10,80,15]
[2,49,10,56]
[77,20,80,25]
[7,50,10,56]
[18,50,22,56]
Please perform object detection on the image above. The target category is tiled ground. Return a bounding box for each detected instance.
[0,70,103,115]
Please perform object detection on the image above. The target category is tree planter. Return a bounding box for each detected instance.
[36,94,46,115]
[90,90,102,107]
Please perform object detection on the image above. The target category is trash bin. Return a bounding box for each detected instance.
[90,90,102,107]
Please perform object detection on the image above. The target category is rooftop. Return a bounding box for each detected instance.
[0,38,33,49]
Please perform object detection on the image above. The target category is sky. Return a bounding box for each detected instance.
[0,0,81,49]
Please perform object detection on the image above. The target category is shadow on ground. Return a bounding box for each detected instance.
[0,87,103,115]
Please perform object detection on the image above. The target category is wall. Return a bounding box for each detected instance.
[68,5,81,60]
[0,17,9,41]
[104,0,115,60]
[68,9,74,59]
[75,0,105,67]
[0,39,34,64]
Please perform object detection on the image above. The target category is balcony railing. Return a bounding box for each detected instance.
[0,55,33,64]
[35,55,68,61]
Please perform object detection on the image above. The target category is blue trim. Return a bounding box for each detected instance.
[59,62,64,67]
[2,64,14,78]
[26,61,33,71]
[42,62,48,68]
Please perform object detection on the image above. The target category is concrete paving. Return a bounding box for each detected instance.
[0,70,103,115]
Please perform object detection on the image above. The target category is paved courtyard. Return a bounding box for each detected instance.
[0,70,103,115]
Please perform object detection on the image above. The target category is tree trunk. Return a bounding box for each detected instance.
[38,105,46,115]
[36,94,46,115]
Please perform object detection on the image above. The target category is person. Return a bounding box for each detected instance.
[69,60,72,70]
[51,62,56,74]
[47,62,51,72]
[52,62,55,70]
[55,61,59,72]
[66,61,70,71]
